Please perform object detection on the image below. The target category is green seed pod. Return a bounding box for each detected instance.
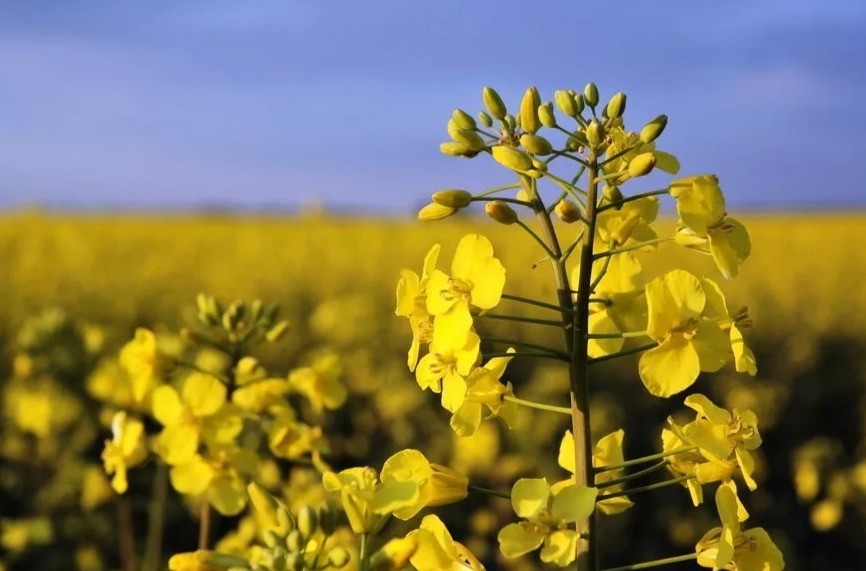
[491,145,533,172]
[606,92,627,120]
[519,86,541,134]
[482,86,507,120]
[452,108,476,130]
[328,548,351,569]
[538,102,557,127]
[554,199,583,223]
[439,141,471,157]
[555,90,578,117]
[418,202,457,221]
[503,114,517,131]
[585,120,605,148]
[485,201,518,225]
[603,184,624,205]
[296,506,318,538]
[639,114,668,143]
[627,152,657,178]
[432,189,472,208]
[519,133,553,156]
[584,83,599,107]
[451,128,485,152]
[265,320,290,342]
[477,110,493,127]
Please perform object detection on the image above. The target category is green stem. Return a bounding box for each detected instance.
[588,298,611,306]
[597,189,669,212]
[595,461,668,488]
[483,351,569,362]
[468,484,511,500]
[199,502,211,550]
[484,336,567,356]
[516,219,558,259]
[544,172,590,206]
[472,196,534,208]
[588,247,612,293]
[589,342,657,364]
[359,533,370,571]
[560,229,586,264]
[571,165,587,186]
[479,313,563,327]
[593,237,673,259]
[598,474,695,500]
[551,150,590,168]
[501,293,577,314]
[598,144,642,168]
[587,331,648,339]
[547,190,569,213]
[142,462,168,571]
[594,170,627,183]
[503,394,572,415]
[602,553,698,571]
[476,182,521,198]
[595,446,698,473]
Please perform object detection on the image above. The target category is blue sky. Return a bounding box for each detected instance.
[0,1,864,212]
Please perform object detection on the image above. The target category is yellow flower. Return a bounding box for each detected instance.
[268,408,327,464]
[288,350,346,414]
[557,430,633,515]
[322,467,392,534]
[604,126,680,177]
[370,537,418,571]
[701,278,757,376]
[662,420,737,506]
[596,196,660,252]
[415,332,480,413]
[151,373,241,465]
[681,394,762,490]
[426,234,506,352]
[168,550,249,571]
[169,446,259,516]
[379,449,468,520]
[101,411,147,494]
[498,478,597,567]
[408,515,484,571]
[449,351,518,436]
[639,270,731,397]
[119,328,165,403]
[396,244,441,370]
[670,175,751,279]
[696,482,784,571]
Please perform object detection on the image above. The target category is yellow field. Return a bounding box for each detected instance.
[1,210,863,340]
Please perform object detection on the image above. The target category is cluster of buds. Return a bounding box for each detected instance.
[187,295,290,348]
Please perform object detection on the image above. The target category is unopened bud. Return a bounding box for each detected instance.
[249,299,264,323]
[605,92,626,120]
[491,145,533,172]
[485,201,518,225]
[639,114,668,143]
[583,82,599,107]
[555,90,578,117]
[519,86,541,134]
[263,530,281,549]
[477,111,493,128]
[439,141,471,157]
[503,114,517,131]
[296,506,318,538]
[452,109,476,130]
[276,506,295,534]
[627,152,656,178]
[418,202,457,221]
[451,128,485,152]
[602,185,624,205]
[265,320,290,342]
[519,133,553,156]
[585,120,605,147]
[432,189,472,208]
[554,199,583,223]
[286,530,303,553]
[482,86,507,120]
[538,102,556,127]
[566,131,588,152]
[328,548,351,568]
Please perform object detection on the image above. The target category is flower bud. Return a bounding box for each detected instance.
[265,320,290,342]
[554,199,583,223]
[296,506,318,538]
[451,108,476,130]
[519,86,541,134]
[585,120,605,148]
[482,86,507,120]
[263,530,281,549]
[418,203,457,221]
[605,92,626,120]
[248,482,280,531]
[286,530,303,553]
[555,90,578,117]
[627,152,656,178]
[276,506,295,534]
[503,114,517,131]
[574,93,585,113]
[491,145,533,172]
[583,82,599,107]
[477,111,493,127]
[327,548,351,569]
[602,184,623,205]
[249,299,263,322]
[639,114,668,143]
[566,131,588,152]
[519,133,553,156]
[431,189,472,208]
[451,128,485,152]
[485,201,518,225]
[369,537,418,571]
[439,141,471,157]
[538,102,556,127]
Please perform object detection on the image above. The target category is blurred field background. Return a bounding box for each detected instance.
[2,210,866,570]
